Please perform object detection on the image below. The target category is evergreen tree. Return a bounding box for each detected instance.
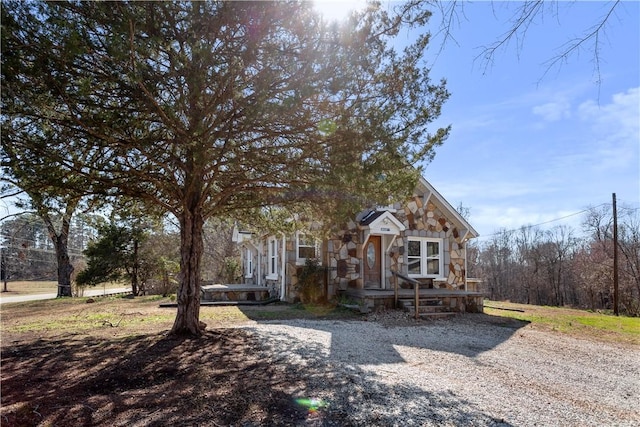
[2,1,449,335]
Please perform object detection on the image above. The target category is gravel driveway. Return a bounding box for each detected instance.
[240,314,639,426]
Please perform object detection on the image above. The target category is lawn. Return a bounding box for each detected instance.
[0,295,360,338]
[484,300,640,345]
[1,296,637,426]
[0,280,126,296]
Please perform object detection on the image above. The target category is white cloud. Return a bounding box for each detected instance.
[532,99,572,122]
[577,86,640,171]
[437,180,547,202]
[578,87,639,135]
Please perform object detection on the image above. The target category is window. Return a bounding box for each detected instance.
[267,236,278,279]
[407,237,442,277]
[296,232,317,264]
[244,248,253,278]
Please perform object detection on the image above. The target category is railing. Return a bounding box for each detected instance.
[391,270,421,320]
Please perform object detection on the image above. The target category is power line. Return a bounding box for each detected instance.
[618,206,640,212]
[475,203,610,241]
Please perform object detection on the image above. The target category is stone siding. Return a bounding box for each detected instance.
[326,221,362,294]
[246,191,470,300]
[394,196,467,290]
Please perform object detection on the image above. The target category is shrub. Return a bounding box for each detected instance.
[296,258,326,304]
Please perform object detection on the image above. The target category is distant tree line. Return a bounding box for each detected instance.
[468,204,640,316]
[1,213,238,296]
[1,213,91,283]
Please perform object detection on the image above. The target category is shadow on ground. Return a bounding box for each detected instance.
[2,330,310,426]
[238,305,530,362]
[0,316,522,426]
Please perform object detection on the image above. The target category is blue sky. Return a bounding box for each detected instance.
[315,1,639,239]
[3,2,637,241]
[418,1,640,239]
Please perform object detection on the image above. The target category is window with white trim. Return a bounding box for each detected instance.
[407,237,443,277]
[244,248,253,278]
[296,232,318,264]
[267,236,278,279]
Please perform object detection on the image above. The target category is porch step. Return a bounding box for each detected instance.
[399,298,456,319]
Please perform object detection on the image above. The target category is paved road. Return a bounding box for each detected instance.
[0,287,131,305]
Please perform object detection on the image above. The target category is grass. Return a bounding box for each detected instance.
[0,280,126,296]
[2,294,637,346]
[1,296,175,335]
[484,300,640,345]
[2,296,636,427]
[0,296,360,338]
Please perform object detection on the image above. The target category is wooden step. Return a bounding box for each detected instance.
[419,312,457,319]
[404,308,457,320]
[399,298,456,319]
[398,299,443,308]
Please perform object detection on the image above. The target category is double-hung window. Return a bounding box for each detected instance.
[407,237,443,277]
[296,232,317,265]
[267,236,278,279]
[244,248,253,278]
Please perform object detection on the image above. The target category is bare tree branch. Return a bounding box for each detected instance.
[476,0,544,74]
[539,0,621,90]
[430,0,625,87]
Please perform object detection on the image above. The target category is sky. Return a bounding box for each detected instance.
[316,1,639,239]
[3,2,638,241]
[416,1,640,239]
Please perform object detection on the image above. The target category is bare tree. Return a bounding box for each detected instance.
[473,204,638,315]
[431,0,628,84]
[617,207,640,315]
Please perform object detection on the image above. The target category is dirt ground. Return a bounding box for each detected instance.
[1,298,637,426]
[0,298,361,426]
[2,329,321,426]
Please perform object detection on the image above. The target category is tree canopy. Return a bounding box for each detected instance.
[2,0,450,336]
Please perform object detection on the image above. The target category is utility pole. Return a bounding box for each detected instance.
[612,193,619,316]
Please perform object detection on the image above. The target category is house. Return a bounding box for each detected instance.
[230,175,483,315]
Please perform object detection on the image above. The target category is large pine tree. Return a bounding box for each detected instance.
[2,1,450,336]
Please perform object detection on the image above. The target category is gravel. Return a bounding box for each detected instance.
[240,313,640,426]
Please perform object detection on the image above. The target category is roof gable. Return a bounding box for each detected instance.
[359,210,406,235]
[417,176,479,238]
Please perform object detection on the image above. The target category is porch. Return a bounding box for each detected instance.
[201,284,275,303]
[342,278,485,318]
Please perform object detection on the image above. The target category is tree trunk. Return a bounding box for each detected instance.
[131,238,139,296]
[1,248,7,292]
[55,235,74,297]
[170,206,205,337]
[48,214,74,298]
[36,198,78,298]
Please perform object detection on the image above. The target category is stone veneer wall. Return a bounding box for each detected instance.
[324,219,408,293]
[285,237,298,301]
[394,196,467,290]
[326,220,362,295]
[265,191,470,301]
[324,194,468,293]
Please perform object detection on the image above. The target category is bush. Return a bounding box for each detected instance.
[221,257,240,284]
[296,259,326,304]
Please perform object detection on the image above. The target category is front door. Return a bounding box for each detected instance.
[364,235,381,288]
